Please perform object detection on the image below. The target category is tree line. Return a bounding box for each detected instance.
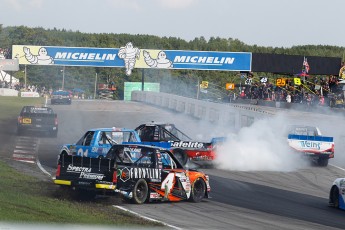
[0,25,344,100]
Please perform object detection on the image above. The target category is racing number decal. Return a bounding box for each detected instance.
[161,172,175,198]
[77,148,88,157]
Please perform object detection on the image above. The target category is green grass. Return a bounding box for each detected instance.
[0,97,46,120]
[0,161,162,227]
[0,97,164,228]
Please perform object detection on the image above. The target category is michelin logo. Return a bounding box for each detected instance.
[24,46,54,64]
[174,56,235,65]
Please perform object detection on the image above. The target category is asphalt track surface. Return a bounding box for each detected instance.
[36,100,345,230]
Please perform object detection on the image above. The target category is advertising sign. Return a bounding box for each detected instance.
[13,43,252,75]
[0,59,19,71]
[124,82,160,101]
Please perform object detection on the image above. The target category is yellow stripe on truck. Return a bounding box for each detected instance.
[95,184,116,190]
[54,179,71,185]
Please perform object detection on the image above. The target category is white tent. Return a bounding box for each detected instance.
[0,70,19,83]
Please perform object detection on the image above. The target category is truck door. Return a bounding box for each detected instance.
[75,131,96,157]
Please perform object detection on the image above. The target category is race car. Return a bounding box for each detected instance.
[51,90,72,105]
[59,127,142,158]
[55,144,211,204]
[59,127,171,158]
[329,178,345,210]
[135,122,225,166]
[287,125,334,166]
[17,105,58,137]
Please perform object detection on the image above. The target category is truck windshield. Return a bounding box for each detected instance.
[160,151,177,169]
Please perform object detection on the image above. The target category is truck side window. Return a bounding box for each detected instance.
[140,127,155,142]
[160,151,176,169]
[133,149,155,168]
[83,131,94,146]
[100,132,108,144]
[128,132,138,142]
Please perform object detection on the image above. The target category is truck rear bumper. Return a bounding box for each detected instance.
[18,124,58,132]
[54,179,116,190]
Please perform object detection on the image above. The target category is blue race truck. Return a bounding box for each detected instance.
[59,127,170,158]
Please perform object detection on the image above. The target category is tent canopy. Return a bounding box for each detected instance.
[0,70,19,83]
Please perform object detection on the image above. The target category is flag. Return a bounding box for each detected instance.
[303,57,310,73]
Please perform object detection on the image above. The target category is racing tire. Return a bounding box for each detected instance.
[173,149,188,166]
[317,158,329,167]
[189,178,206,203]
[132,179,148,204]
[331,187,340,208]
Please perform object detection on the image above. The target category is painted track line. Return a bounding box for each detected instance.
[329,164,345,171]
[113,205,182,230]
[36,158,52,178]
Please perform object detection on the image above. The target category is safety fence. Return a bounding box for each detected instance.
[131,91,275,131]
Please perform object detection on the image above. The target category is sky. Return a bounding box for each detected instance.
[1,0,344,48]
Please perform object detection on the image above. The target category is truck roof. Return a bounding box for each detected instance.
[88,127,137,132]
[287,125,322,136]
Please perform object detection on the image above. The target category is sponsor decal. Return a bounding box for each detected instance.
[150,192,162,199]
[67,164,91,173]
[119,167,130,182]
[170,141,204,148]
[124,147,142,159]
[91,147,109,154]
[119,167,161,182]
[66,164,105,180]
[299,141,321,150]
[79,172,105,180]
[193,155,213,161]
[55,52,116,61]
[177,172,191,193]
[174,56,235,65]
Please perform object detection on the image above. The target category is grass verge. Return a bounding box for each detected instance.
[0,161,162,227]
[0,96,45,120]
[0,97,164,228]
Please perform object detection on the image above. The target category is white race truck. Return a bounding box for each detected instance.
[287,125,334,166]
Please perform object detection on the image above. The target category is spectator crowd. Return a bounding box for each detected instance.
[232,75,345,109]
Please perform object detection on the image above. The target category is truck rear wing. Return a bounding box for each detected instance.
[54,154,116,190]
[288,134,333,142]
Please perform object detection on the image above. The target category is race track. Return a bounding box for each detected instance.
[37,100,345,230]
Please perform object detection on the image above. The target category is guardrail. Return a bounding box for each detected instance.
[131,91,275,131]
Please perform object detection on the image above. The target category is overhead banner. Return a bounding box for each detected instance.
[12,43,251,75]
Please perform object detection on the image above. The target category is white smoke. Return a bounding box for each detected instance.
[214,114,309,172]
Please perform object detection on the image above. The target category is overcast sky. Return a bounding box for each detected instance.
[1,0,343,48]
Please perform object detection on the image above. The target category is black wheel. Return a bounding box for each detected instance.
[132,179,148,204]
[189,178,206,202]
[331,187,340,208]
[317,158,329,167]
[173,149,187,166]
